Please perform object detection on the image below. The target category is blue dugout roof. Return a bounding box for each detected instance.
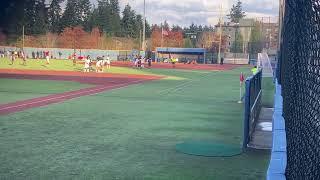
[156,47,206,55]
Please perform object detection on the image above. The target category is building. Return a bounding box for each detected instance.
[260,22,279,50]
[215,19,255,53]
[215,18,279,53]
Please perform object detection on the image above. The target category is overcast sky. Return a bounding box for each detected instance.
[91,0,279,27]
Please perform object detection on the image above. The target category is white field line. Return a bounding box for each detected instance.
[158,72,215,95]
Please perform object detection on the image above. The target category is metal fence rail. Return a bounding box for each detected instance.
[243,70,262,149]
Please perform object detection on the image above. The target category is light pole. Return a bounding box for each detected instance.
[22,25,25,50]
[217,5,223,65]
[142,0,146,52]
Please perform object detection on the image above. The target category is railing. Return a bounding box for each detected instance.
[242,69,262,149]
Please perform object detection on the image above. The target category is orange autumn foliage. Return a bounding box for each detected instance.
[151,27,184,50]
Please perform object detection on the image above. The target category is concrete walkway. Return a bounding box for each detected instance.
[248,108,273,149]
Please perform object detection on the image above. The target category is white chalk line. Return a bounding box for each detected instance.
[158,72,216,95]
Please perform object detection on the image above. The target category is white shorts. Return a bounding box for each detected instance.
[96,61,103,67]
[46,56,50,61]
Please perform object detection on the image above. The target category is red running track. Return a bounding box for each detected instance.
[0,70,162,115]
[77,61,241,71]
[110,61,240,71]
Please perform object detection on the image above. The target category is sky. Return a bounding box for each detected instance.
[93,0,279,27]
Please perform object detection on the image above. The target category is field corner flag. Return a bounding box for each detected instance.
[238,72,245,103]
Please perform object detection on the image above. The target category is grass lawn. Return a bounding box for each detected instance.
[0,78,93,104]
[0,66,270,180]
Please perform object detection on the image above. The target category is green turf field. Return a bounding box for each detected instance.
[0,66,270,180]
[0,79,92,104]
[262,77,275,107]
[0,57,160,76]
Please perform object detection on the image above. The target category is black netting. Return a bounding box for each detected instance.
[280,0,320,179]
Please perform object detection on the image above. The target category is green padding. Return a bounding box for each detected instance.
[176,141,242,157]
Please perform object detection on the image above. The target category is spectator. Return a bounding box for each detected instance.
[220,57,224,65]
[72,53,76,66]
[251,66,258,75]
[58,52,62,59]
[147,58,152,68]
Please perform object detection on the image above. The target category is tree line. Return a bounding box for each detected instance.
[0,0,263,53]
[0,0,214,43]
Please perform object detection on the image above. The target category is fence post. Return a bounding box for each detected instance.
[242,78,251,150]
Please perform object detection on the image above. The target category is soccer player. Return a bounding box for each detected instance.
[96,58,105,73]
[171,56,177,68]
[10,51,15,65]
[137,56,142,69]
[72,53,77,66]
[21,51,26,66]
[141,57,145,68]
[105,55,111,69]
[45,51,50,64]
[84,55,91,72]
[134,56,138,68]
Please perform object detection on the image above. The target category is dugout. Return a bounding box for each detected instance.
[156,47,207,64]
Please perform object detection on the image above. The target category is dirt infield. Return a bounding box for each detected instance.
[0,70,162,115]
[0,69,163,80]
[78,61,241,71]
[111,61,241,71]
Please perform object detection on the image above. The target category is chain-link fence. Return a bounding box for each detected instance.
[279,0,320,179]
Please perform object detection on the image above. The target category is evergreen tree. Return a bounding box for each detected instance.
[61,0,91,29]
[249,21,263,53]
[231,29,244,53]
[189,23,197,32]
[33,0,48,34]
[61,0,79,28]
[23,0,36,34]
[86,7,99,31]
[134,14,143,38]
[162,20,170,31]
[121,4,136,38]
[145,20,151,38]
[20,0,48,35]
[172,25,183,32]
[227,0,246,23]
[109,0,121,34]
[48,0,63,33]
[97,0,111,33]
[1,0,25,42]
[79,0,92,28]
